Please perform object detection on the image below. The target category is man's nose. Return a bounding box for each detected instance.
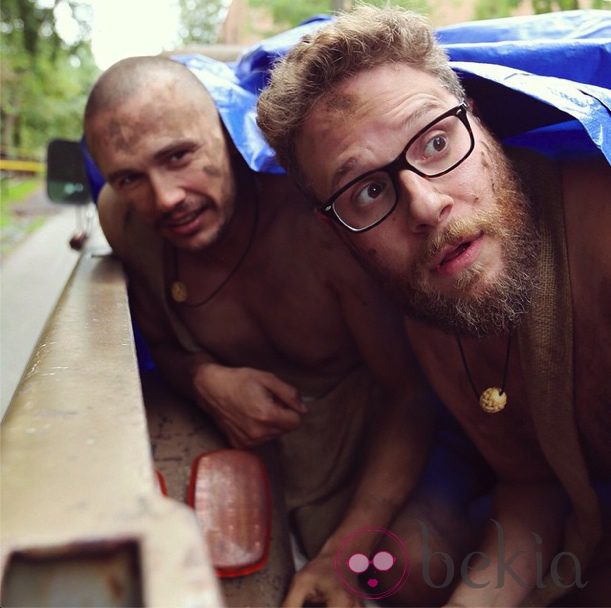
[149,172,185,212]
[397,171,453,233]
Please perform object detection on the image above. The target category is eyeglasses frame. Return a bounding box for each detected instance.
[318,103,475,233]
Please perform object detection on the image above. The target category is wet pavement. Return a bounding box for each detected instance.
[1,189,88,418]
[1,187,62,257]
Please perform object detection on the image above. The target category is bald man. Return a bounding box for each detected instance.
[83,56,464,606]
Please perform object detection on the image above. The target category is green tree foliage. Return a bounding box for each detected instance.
[176,0,232,45]
[531,0,606,10]
[474,0,606,20]
[248,0,331,29]
[248,0,431,34]
[1,0,99,160]
[474,0,522,20]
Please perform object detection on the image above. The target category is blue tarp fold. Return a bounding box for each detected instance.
[85,10,611,199]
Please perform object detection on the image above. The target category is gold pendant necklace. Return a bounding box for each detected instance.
[171,280,188,303]
[169,191,259,308]
[456,330,512,414]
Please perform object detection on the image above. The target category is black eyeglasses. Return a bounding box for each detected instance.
[318,103,475,233]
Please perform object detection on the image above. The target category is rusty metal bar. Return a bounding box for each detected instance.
[1,241,222,607]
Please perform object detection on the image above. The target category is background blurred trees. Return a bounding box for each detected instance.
[1,0,98,160]
[196,0,606,44]
[177,0,233,45]
[246,0,430,34]
[1,0,605,159]
[474,0,604,20]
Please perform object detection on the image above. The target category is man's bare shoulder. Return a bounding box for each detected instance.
[259,175,401,330]
[562,155,611,215]
[562,156,611,276]
[259,174,361,275]
[562,156,611,475]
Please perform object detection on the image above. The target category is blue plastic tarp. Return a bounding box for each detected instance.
[84,10,611,200]
[177,10,610,176]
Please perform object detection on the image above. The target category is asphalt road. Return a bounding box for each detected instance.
[1,189,86,418]
[1,186,63,256]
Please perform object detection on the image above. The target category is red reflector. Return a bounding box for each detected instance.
[188,449,271,577]
[155,470,168,496]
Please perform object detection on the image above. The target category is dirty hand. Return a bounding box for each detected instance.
[193,364,307,447]
[282,553,364,608]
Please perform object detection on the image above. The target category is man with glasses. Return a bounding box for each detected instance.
[258,5,610,606]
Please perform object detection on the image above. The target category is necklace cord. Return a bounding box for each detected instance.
[171,188,260,309]
[500,330,512,395]
[456,329,513,401]
[456,334,479,401]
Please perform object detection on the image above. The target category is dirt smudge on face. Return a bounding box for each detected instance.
[95,81,202,157]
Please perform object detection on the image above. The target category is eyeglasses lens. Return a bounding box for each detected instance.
[332,108,472,231]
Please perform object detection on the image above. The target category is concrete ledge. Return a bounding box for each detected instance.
[1,251,222,607]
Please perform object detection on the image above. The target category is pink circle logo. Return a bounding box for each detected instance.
[332,528,409,600]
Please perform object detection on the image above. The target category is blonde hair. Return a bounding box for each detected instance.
[257,5,464,194]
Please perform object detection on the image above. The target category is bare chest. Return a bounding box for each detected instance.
[405,321,552,480]
[406,307,611,482]
[169,250,357,382]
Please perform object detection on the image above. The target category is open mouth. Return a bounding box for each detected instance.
[431,232,484,275]
[440,241,471,265]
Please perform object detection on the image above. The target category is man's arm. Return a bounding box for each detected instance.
[283,240,434,607]
[446,480,568,607]
[132,272,307,443]
[98,185,307,447]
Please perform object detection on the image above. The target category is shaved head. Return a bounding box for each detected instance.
[84,56,217,154]
[83,55,238,253]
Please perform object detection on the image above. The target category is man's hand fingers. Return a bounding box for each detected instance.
[194,365,306,445]
[264,404,303,432]
[222,406,301,447]
[261,374,308,414]
[283,584,362,608]
[282,567,364,608]
[281,581,313,607]
[328,589,364,607]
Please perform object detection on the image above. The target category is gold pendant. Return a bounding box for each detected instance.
[171,280,188,303]
[479,387,507,414]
